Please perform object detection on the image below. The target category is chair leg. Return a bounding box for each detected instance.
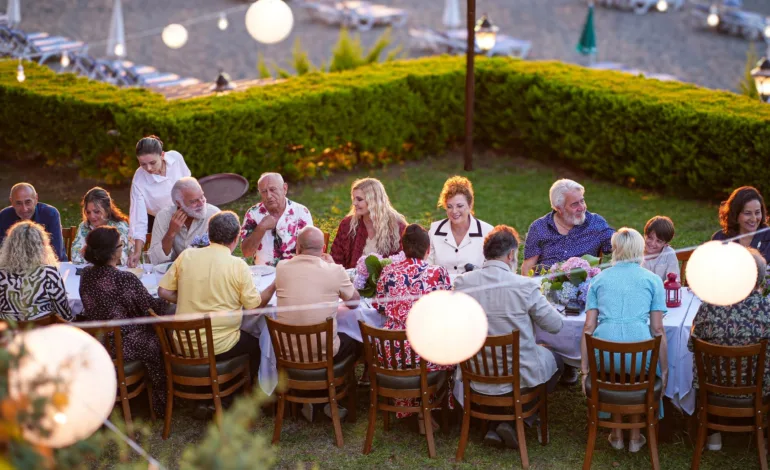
[363,391,378,454]
[119,391,134,439]
[515,412,530,470]
[291,402,298,421]
[162,388,174,440]
[647,414,661,470]
[691,408,707,470]
[213,396,224,429]
[272,393,286,445]
[421,407,437,458]
[456,394,471,461]
[441,388,450,434]
[583,405,598,470]
[328,385,345,448]
[757,415,768,470]
[145,378,156,422]
[383,400,390,432]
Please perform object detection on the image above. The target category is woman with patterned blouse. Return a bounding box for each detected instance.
[0,221,73,321]
[71,187,131,265]
[331,178,407,269]
[375,224,453,431]
[688,247,770,452]
[78,226,168,417]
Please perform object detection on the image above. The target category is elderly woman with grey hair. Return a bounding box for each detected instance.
[580,227,668,453]
[521,179,615,277]
[0,220,73,321]
[688,247,770,452]
[148,177,220,264]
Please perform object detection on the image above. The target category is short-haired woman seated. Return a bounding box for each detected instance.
[78,226,168,417]
[580,228,668,453]
[330,178,407,269]
[0,221,73,321]
[428,176,493,276]
[71,187,131,265]
[375,224,453,432]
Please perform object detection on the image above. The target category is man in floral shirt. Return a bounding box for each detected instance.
[240,173,313,266]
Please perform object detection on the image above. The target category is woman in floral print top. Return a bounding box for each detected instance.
[375,224,454,419]
[689,248,770,397]
[71,187,131,265]
[240,173,313,266]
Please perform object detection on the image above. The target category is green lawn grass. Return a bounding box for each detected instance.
[58,153,744,469]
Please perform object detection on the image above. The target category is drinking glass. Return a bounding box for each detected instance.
[141,252,153,275]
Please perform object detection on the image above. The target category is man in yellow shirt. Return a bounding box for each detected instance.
[159,211,275,382]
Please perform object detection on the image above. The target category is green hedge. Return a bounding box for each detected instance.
[1,57,769,199]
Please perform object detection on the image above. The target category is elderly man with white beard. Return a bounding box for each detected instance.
[520,179,615,278]
[149,177,220,264]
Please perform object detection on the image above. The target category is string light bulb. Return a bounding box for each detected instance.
[162,23,189,49]
[656,0,668,12]
[707,5,719,27]
[16,60,25,83]
[218,12,229,31]
[60,52,70,68]
[114,43,126,57]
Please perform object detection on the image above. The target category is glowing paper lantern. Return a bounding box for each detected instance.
[162,23,188,49]
[245,0,294,45]
[656,0,668,12]
[406,291,488,365]
[8,325,117,448]
[686,241,757,306]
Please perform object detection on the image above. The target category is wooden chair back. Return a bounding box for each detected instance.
[676,248,694,286]
[266,316,335,388]
[585,334,661,409]
[153,315,218,371]
[3,314,65,329]
[62,226,77,261]
[693,338,767,416]
[360,321,424,380]
[460,330,519,388]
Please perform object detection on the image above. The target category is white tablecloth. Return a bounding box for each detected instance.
[62,262,161,315]
[534,289,701,413]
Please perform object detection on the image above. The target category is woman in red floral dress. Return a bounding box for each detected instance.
[375,224,454,426]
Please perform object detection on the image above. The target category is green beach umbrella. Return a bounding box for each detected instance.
[576,3,597,57]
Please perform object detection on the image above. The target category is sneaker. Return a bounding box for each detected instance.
[301,403,314,423]
[483,429,504,447]
[560,365,579,386]
[707,432,722,451]
[629,434,647,453]
[323,404,348,421]
[495,423,519,449]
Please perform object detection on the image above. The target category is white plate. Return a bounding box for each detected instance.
[250,265,276,277]
[154,262,173,275]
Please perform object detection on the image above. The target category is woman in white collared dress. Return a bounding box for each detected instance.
[127,135,191,267]
[428,176,493,276]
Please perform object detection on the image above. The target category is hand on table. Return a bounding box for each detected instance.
[127,250,140,268]
[168,209,189,236]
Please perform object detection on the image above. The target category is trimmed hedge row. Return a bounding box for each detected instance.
[1,56,769,198]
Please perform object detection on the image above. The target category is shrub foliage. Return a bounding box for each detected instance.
[1,56,769,198]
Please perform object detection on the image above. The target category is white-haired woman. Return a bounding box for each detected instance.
[579,227,668,453]
[331,178,407,269]
[0,221,73,321]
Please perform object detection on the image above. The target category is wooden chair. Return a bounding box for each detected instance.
[583,334,662,470]
[323,231,330,253]
[62,226,77,261]
[152,313,252,440]
[456,331,548,468]
[267,316,357,447]
[691,338,769,470]
[677,248,694,286]
[1,314,66,329]
[76,323,155,437]
[359,321,450,458]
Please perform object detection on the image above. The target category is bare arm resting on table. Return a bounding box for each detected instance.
[521,255,539,276]
[158,287,178,304]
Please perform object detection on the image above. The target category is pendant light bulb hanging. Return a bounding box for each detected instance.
[60,52,70,68]
[16,59,25,83]
[114,43,125,57]
[218,12,229,31]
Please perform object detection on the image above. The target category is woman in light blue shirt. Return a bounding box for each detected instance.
[580,227,668,453]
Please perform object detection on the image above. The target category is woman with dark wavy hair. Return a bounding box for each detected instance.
[71,187,130,265]
[712,186,770,262]
[78,226,168,417]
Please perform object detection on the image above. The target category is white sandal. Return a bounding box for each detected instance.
[608,434,624,450]
[629,434,647,453]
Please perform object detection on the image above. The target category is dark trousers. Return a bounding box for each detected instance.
[216,331,261,383]
[147,214,155,233]
[334,333,362,363]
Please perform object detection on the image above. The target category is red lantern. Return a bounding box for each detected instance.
[664,272,681,308]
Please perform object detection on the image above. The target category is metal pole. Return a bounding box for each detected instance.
[463,0,475,172]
